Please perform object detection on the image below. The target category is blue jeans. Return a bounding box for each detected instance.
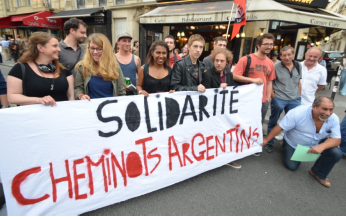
[267,97,301,146]
[283,139,342,179]
[340,114,346,156]
[339,70,346,96]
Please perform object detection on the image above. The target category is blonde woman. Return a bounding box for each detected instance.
[75,33,126,100]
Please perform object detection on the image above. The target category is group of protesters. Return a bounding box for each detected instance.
[0,17,346,209]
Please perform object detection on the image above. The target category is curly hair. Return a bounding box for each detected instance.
[210,49,233,64]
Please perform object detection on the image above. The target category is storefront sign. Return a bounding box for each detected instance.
[274,0,328,8]
[22,11,63,30]
[0,85,263,215]
[94,17,104,23]
[310,19,340,28]
[182,17,212,22]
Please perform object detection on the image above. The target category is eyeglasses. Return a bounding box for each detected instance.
[89,47,103,52]
[261,43,274,47]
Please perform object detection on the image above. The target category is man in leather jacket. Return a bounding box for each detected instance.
[170,34,206,92]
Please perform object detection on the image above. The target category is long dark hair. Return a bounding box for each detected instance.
[145,40,170,69]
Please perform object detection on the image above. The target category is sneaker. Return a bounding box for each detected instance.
[226,161,242,169]
[253,152,260,156]
[264,145,273,153]
[275,131,284,140]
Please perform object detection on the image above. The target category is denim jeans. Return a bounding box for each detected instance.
[267,97,301,146]
[339,70,346,96]
[283,139,342,179]
[340,114,346,156]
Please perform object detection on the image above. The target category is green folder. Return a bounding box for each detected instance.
[290,144,320,162]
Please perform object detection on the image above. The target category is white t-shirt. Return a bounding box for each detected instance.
[300,61,327,105]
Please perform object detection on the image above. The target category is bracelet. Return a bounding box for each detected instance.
[138,90,143,94]
[1,105,10,108]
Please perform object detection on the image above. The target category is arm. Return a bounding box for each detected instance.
[170,63,198,91]
[7,76,56,106]
[261,124,283,146]
[316,85,325,92]
[74,65,88,100]
[233,74,263,84]
[298,80,302,96]
[308,138,341,154]
[136,66,149,97]
[66,75,75,101]
[266,80,273,103]
[117,66,126,96]
[135,56,141,77]
[0,95,9,107]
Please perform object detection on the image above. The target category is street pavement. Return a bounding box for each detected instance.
[0,60,345,216]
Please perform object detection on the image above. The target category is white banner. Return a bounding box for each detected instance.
[0,84,263,216]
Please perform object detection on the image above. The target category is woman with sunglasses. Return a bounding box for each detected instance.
[75,33,125,100]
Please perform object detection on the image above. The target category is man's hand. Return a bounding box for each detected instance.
[251,78,264,85]
[261,137,269,146]
[197,84,206,92]
[307,145,325,154]
[219,83,228,89]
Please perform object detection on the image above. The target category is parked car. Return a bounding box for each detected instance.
[330,56,344,71]
[322,51,343,68]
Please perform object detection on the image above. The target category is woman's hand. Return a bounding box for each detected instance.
[80,94,91,101]
[168,90,175,93]
[139,90,149,97]
[38,95,56,107]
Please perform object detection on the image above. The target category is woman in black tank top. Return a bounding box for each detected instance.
[136,41,175,96]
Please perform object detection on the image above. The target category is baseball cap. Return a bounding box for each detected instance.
[117,32,132,40]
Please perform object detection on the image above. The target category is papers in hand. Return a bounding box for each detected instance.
[290,144,320,162]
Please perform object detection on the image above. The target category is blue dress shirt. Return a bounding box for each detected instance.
[279,105,341,149]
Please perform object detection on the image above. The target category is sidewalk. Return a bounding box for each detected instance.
[0,59,16,68]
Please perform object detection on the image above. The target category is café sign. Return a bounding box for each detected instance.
[274,0,329,8]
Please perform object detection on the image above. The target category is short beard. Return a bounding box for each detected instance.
[318,115,330,122]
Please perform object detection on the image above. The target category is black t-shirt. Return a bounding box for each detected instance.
[9,63,72,102]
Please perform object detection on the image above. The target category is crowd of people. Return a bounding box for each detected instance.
[1,17,346,209]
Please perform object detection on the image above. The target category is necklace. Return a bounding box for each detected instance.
[37,68,55,90]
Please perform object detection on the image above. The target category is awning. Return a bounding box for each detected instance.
[47,7,103,19]
[140,0,346,30]
[0,16,13,28]
[11,13,35,22]
[22,11,63,30]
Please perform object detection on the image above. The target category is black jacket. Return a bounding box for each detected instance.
[202,66,237,89]
[170,55,204,91]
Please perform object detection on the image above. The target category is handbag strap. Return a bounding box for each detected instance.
[19,63,26,96]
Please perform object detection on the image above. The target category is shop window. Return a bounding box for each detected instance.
[6,0,10,11]
[99,0,107,6]
[115,18,127,38]
[115,0,125,5]
[16,0,21,7]
[76,0,85,8]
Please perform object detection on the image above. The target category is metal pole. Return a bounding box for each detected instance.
[226,3,236,40]
[331,66,342,100]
